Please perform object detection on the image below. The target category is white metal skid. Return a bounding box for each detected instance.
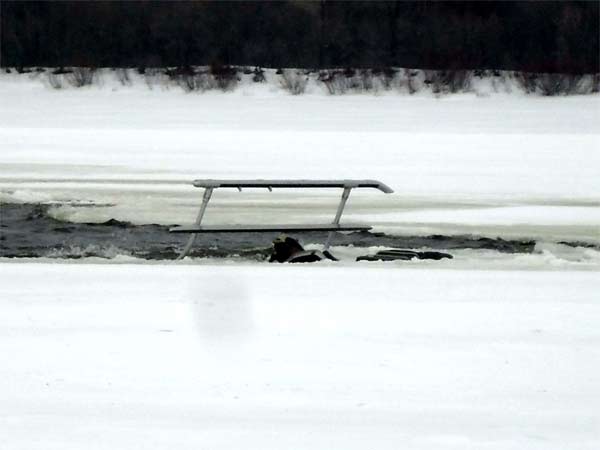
[169,179,393,259]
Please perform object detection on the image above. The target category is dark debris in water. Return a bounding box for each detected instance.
[357,249,453,262]
[0,202,554,261]
[557,240,600,250]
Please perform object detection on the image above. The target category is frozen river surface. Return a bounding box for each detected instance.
[0,74,599,449]
[1,263,599,450]
[1,73,599,255]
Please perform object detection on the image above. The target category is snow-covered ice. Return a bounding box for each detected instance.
[1,262,599,450]
[1,72,599,449]
[1,72,599,244]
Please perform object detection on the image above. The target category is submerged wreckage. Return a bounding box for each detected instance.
[170,179,452,263]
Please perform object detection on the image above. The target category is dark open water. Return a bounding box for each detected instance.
[0,203,549,260]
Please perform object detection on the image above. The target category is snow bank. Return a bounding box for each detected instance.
[1,262,599,449]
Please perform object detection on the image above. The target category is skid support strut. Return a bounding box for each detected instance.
[324,187,351,250]
[177,187,213,259]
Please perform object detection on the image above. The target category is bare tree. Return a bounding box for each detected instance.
[280,69,308,95]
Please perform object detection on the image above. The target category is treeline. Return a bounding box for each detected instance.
[1,1,598,73]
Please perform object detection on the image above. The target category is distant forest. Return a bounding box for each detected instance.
[1,1,598,73]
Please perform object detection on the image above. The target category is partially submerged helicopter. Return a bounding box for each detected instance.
[170,179,452,263]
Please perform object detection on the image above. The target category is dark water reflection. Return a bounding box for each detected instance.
[1,203,541,260]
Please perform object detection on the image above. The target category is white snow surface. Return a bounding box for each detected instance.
[1,72,599,246]
[1,262,599,450]
[1,73,600,449]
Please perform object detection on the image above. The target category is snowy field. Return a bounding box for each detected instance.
[1,71,599,249]
[1,263,599,450]
[1,73,599,448]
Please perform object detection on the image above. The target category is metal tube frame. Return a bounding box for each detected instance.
[177,187,213,259]
[178,184,359,258]
[324,187,352,250]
